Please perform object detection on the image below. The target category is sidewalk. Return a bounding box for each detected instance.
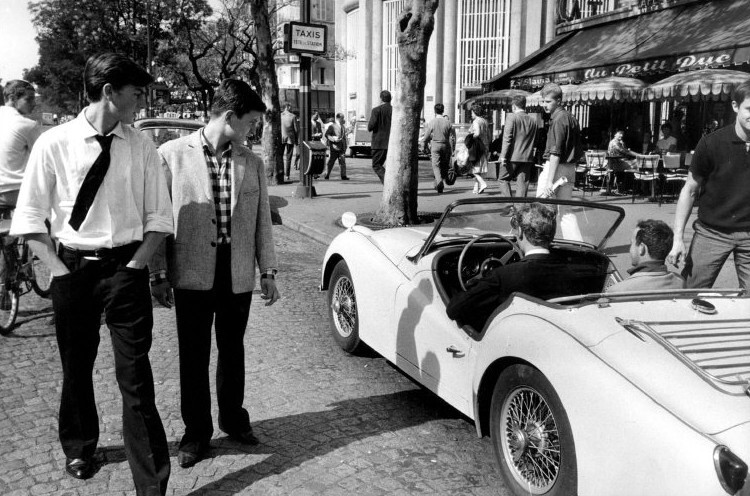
[267,157,738,288]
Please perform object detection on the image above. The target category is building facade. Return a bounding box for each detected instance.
[335,0,564,123]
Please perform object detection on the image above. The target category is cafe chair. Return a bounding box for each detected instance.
[661,152,687,203]
[630,154,660,205]
[584,150,610,195]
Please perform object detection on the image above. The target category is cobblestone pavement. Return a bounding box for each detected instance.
[0,226,508,496]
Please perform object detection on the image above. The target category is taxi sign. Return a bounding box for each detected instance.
[284,22,327,55]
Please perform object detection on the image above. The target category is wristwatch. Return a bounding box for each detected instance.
[261,269,278,280]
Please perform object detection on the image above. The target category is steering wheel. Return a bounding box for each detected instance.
[458,233,523,291]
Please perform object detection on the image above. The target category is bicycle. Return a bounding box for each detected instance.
[0,208,52,335]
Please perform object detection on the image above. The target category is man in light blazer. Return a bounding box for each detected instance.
[150,79,280,469]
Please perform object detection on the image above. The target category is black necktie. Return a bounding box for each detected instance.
[69,135,114,231]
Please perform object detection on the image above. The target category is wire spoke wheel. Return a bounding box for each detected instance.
[0,286,20,335]
[327,261,362,354]
[491,364,576,496]
[501,387,560,492]
[331,275,356,338]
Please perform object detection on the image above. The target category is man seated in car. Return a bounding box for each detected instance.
[447,203,606,331]
[606,219,684,293]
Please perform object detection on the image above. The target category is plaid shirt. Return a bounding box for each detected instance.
[201,131,232,245]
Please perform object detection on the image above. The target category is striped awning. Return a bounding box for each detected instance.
[565,76,647,103]
[642,69,750,102]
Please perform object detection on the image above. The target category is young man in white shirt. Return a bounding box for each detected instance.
[10,53,173,494]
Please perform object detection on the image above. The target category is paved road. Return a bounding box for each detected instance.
[0,226,508,495]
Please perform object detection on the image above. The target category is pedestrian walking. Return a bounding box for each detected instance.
[468,103,491,194]
[667,78,750,290]
[537,82,584,241]
[10,52,173,495]
[498,95,538,197]
[323,113,350,180]
[311,111,323,141]
[420,103,455,193]
[280,103,297,181]
[368,90,392,183]
[150,79,281,468]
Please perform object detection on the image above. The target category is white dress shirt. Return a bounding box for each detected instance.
[10,110,173,249]
[0,106,42,194]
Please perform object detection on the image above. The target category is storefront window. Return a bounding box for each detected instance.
[457,0,511,90]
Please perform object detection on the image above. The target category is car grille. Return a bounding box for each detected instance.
[616,317,750,389]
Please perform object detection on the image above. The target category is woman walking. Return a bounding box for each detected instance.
[469,104,491,194]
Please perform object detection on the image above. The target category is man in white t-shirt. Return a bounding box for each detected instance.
[656,123,677,154]
[0,80,42,207]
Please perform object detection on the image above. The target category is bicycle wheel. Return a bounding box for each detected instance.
[0,287,19,335]
[30,256,52,298]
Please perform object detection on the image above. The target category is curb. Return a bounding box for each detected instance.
[276,214,335,246]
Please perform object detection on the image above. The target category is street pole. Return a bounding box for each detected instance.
[146,0,153,117]
[294,0,313,198]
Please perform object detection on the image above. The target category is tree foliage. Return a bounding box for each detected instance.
[26,0,212,113]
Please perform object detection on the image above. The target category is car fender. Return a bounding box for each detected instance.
[473,312,729,496]
[322,231,407,361]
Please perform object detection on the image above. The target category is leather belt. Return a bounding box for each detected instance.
[59,242,140,262]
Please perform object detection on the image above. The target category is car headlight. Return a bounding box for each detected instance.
[714,445,748,494]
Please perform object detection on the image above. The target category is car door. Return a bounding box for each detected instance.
[393,268,474,417]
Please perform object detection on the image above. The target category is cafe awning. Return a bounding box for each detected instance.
[526,85,577,107]
[473,89,531,108]
[642,69,750,102]
[509,0,750,89]
[565,76,647,103]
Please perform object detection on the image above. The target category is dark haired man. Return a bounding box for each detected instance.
[446,203,604,331]
[656,123,677,154]
[150,78,280,469]
[607,220,684,292]
[420,103,455,193]
[11,53,173,493]
[668,78,750,290]
[323,112,350,180]
[368,90,392,183]
[498,94,538,197]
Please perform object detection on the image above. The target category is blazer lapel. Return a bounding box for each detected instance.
[188,131,213,202]
[231,146,247,212]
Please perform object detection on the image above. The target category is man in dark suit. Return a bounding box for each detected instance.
[499,95,539,197]
[367,90,392,183]
[447,203,605,331]
[280,103,298,180]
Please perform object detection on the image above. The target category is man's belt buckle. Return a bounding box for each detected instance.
[83,248,110,261]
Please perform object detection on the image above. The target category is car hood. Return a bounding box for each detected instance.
[350,225,431,265]
[566,295,750,434]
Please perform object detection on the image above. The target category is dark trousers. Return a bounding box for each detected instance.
[282,143,295,177]
[430,143,450,188]
[325,149,347,178]
[372,149,387,183]
[52,245,170,496]
[497,161,532,197]
[173,244,253,446]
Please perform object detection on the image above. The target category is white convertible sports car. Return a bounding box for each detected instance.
[320,197,750,496]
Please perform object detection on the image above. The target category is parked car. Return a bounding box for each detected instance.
[320,197,750,496]
[134,118,203,147]
[346,119,372,157]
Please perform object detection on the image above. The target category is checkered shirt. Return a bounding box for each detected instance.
[201,134,232,245]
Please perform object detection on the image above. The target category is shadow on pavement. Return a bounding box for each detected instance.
[185,389,461,495]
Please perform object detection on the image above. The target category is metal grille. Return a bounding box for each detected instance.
[617,317,750,388]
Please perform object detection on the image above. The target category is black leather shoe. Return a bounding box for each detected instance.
[177,441,209,468]
[341,176,350,180]
[225,428,259,446]
[323,175,330,180]
[65,457,95,480]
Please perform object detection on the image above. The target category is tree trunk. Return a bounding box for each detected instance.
[248,0,285,185]
[374,0,439,226]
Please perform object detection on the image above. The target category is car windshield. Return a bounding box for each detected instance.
[418,197,624,258]
[135,120,203,147]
